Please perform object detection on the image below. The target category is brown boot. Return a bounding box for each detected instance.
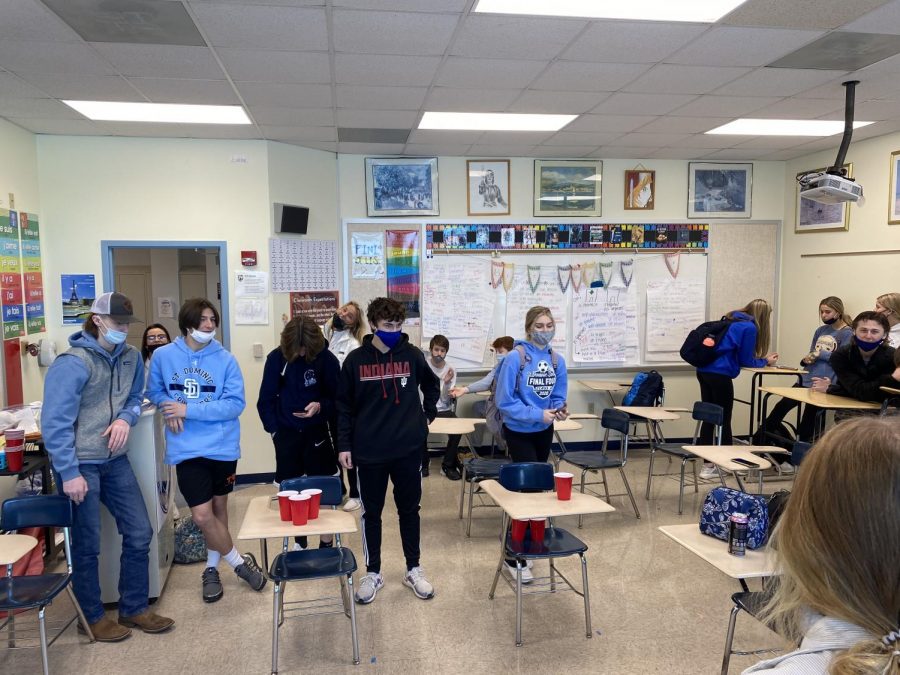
[118,610,175,634]
[79,616,132,642]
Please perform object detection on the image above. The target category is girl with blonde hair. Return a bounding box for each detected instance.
[875,292,900,348]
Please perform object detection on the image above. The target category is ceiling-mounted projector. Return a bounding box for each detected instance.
[799,173,863,204]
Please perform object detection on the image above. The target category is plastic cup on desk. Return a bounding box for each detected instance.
[529,518,546,542]
[5,446,23,472]
[510,518,528,543]
[289,494,311,526]
[276,490,299,521]
[554,472,573,500]
[301,489,322,519]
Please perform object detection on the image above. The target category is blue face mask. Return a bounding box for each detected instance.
[495,354,506,364]
[376,329,401,349]
[99,318,127,345]
[856,337,882,352]
[531,330,555,347]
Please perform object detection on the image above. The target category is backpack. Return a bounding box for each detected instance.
[622,370,664,406]
[679,317,738,368]
[484,345,560,449]
[173,516,207,564]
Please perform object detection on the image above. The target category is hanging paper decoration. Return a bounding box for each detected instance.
[502,262,515,292]
[619,259,634,288]
[570,264,583,293]
[490,260,504,288]
[526,265,542,293]
[597,261,613,288]
[664,251,681,279]
[557,265,571,293]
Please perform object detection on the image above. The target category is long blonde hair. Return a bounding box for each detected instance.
[762,417,900,675]
[728,298,772,358]
[820,296,851,328]
[325,301,366,344]
[877,292,900,323]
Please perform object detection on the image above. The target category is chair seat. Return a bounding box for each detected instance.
[505,527,588,559]
[0,573,71,610]
[269,547,357,582]
[655,442,698,459]
[563,451,622,470]
[464,457,511,478]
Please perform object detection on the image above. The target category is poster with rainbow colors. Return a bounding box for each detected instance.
[385,230,420,321]
[21,212,45,334]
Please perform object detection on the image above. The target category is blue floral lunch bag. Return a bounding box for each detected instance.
[699,487,769,550]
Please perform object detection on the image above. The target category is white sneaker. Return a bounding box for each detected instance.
[292,542,305,552]
[343,498,361,512]
[778,461,795,475]
[354,572,384,604]
[504,561,534,584]
[699,465,719,480]
[403,566,435,599]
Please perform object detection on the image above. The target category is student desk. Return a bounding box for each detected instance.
[237,495,358,574]
[551,418,583,467]
[881,386,900,396]
[759,386,880,441]
[0,533,39,568]
[428,416,480,457]
[739,367,805,440]
[687,446,778,494]
[579,379,626,407]
[615,406,680,450]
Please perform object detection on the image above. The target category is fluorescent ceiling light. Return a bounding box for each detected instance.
[473,0,749,23]
[419,111,576,131]
[706,119,874,136]
[63,100,251,124]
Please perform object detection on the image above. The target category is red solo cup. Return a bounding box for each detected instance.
[5,446,23,472]
[529,518,546,542]
[510,518,528,542]
[276,490,298,521]
[301,489,322,519]
[554,472,574,500]
[4,428,25,442]
[289,494,310,526]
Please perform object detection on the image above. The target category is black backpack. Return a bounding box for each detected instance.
[679,317,738,367]
[622,370,664,407]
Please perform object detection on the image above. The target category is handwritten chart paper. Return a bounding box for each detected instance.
[351,231,384,279]
[572,285,638,363]
[270,239,337,292]
[505,267,567,350]
[645,278,706,356]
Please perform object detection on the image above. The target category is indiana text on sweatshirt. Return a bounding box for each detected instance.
[146,336,246,464]
[495,340,567,434]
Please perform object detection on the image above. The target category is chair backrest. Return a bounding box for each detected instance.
[499,462,554,492]
[601,408,630,435]
[692,401,724,425]
[1,495,73,530]
[280,476,343,507]
[791,441,812,466]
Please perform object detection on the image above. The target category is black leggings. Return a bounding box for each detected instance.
[762,384,818,442]
[696,371,735,445]
[503,424,554,463]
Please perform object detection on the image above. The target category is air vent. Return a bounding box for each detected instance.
[768,31,900,71]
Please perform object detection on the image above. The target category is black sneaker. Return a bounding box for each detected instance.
[421,463,430,477]
[202,566,223,603]
[234,553,267,592]
[441,465,462,481]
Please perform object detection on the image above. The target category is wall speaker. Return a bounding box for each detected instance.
[274,203,309,235]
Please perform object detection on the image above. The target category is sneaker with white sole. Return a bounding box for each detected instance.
[403,566,435,599]
[354,572,384,604]
[343,498,361,512]
[504,560,534,583]
[699,465,720,480]
[234,553,267,592]
[778,461,795,475]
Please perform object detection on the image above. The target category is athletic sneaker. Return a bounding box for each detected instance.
[403,566,435,599]
[699,465,720,480]
[778,461,795,475]
[440,464,462,481]
[235,553,267,592]
[342,498,361,512]
[421,462,430,477]
[354,572,384,604]
[504,560,534,584]
[201,566,223,603]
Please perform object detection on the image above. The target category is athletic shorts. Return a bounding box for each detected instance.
[176,457,238,508]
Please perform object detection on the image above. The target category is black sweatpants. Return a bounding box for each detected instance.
[503,424,554,463]
[356,449,422,574]
[272,424,337,484]
[696,371,735,445]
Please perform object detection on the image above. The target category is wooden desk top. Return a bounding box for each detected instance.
[237,496,358,541]
[553,418,583,432]
[658,524,775,580]
[742,367,805,375]
[615,406,681,421]
[476,390,491,396]
[760,386,880,410]
[881,386,900,396]
[687,446,775,471]
[429,417,481,435]
[568,413,599,420]
[579,380,625,392]
[479,479,615,520]
[0,533,39,565]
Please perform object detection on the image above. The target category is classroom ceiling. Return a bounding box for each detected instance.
[4,0,900,160]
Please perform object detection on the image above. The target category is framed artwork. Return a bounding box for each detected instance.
[365,157,439,217]
[624,169,655,210]
[467,160,510,215]
[687,162,752,218]
[533,159,602,217]
[795,164,852,233]
[889,151,900,224]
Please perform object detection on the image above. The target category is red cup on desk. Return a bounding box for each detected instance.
[301,489,322,519]
[4,429,25,473]
[510,518,528,542]
[554,472,573,500]
[276,490,298,521]
[529,518,546,542]
[289,494,311,526]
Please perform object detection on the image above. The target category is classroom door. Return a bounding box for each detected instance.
[115,267,152,350]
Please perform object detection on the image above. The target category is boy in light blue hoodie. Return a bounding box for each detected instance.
[146,298,265,603]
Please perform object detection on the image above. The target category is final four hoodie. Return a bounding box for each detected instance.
[495,340,568,434]
[146,336,246,465]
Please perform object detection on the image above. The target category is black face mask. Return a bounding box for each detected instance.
[822,317,838,325]
[147,343,166,355]
[331,313,346,331]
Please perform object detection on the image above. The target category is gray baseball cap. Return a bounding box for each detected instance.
[89,292,143,324]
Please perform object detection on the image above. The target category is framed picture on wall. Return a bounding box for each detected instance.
[365,157,439,217]
[795,164,852,233]
[533,159,602,217]
[889,151,900,224]
[624,169,655,210]
[467,160,510,216]
[687,162,752,218]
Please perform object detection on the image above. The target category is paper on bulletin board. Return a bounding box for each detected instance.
[235,298,268,325]
[645,278,706,355]
[60,273,95,325]
[290,290,339,325]
[235,271,268,297]
[571,284,638,363]
[504,267,567,352]
[351,231,384,279]
[422,255,494,338]
[157,297,175,318]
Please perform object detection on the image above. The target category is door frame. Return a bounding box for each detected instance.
[100,241,230,349]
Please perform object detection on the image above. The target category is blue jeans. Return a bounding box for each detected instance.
[57,454,152,623]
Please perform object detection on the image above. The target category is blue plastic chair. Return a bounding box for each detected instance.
[270,476,359,671]
[558,408,640,522]
[458,443,511,537]
[487,463,591,647]
[1,495,94,675]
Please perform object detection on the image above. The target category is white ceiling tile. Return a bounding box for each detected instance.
[217,50,331,83]
[850,118,900,138]
[4,117,103,135]
[701,148,772,160]
[562,21,707,63]
[183,126,263,140]
[22,74,139,101]
[235,82,332,107]
[248,106,334,126]
[759,148,809,160]
[721,0,888,30]
[747,97,846,119]
[565,114,659,133]
[466,144,538,158]
[670,95,783,117]
[402,144,470,157]
[650,147,717,159]
[532,62,651,92]
[424,87,520,112]
[638,116,732,133]
[90,44,223,78]
[714,68,850,97]
[588,147,653,159]
[590,93,698,116]
[624,64,752,95]
[732,136,817,149]
[436,58,547,89]
[0,0,83,41]
[334,54,441,86]
[0,72,59,99]
[542,131,622,146]
[337,142,406,154]
[614,132,691,147]
[0,41,117,75]
[406,129,483,144]
[450,16,586,60]
[336,86,427,110]
[188,0,325,5]
[333,9,458,56]
[477,131,556,144]
[336,109,419,128]
[282,140,337,152]
[261,126,337,142]
[332,0,467,10]
[0,98,82,119]
[128,78,241,105]
[191,4,328,50]
[505,90,610,114]
[831,99,900,120]
[531,145,596,157]
[669,134,745,149]
[666,27,824,67]
[96,122,194,138]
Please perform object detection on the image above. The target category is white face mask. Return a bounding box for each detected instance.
[190,328,216,344]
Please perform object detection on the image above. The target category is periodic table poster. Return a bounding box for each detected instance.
[21,212,45,334]
[269,238,338,292]
[0,209,25,340]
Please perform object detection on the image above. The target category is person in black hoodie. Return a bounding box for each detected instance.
[337,297,440,605]
[257,315,340,549]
